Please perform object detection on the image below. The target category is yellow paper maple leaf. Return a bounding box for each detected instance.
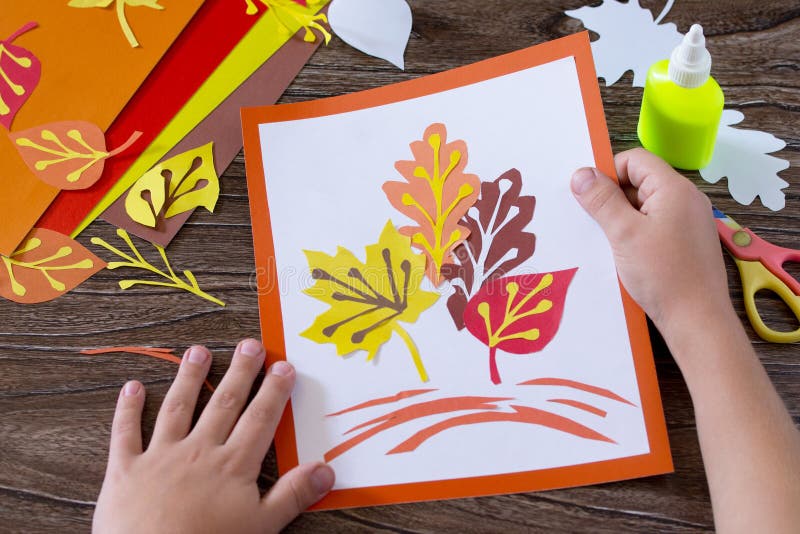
[301,221,439,382]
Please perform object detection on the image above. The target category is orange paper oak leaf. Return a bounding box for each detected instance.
[383,123,481,285]
[0,228,106,303]
[11,121,141,190]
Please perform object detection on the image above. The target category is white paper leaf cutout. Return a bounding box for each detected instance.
[566,0,682,86]
[700,110,790,211]
[328,0,412,69]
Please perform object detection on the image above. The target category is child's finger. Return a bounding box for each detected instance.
[108,381,145,467]
[261,462,334,529]
[192,339,265,444]
[614,147,684,205]
[571,167,643,243]
[150,346,211,445]
[225,360,295,472]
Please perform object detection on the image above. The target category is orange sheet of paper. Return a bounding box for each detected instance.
[0,0,203,255]
[241,32,672,509]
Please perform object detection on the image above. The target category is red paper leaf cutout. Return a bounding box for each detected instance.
[0,22,40,130]
[387,404,614,454]
[442,169,536,330]
[383,123,481,285]
[0,228,105,303]
[10,121,141,190]
[463,268,578,384]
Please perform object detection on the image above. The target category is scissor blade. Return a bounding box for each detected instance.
[713,207,743,231]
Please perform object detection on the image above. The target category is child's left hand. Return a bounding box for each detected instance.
[93,339,334,534]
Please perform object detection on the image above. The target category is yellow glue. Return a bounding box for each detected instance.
[638,24,724,170]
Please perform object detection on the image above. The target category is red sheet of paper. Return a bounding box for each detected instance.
[36,0,262,235]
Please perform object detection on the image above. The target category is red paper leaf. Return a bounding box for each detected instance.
[0,228,105,303]
[10,121,140,190]
[441,169,536,329]
[0,22,41,130]
[463,268,578,384]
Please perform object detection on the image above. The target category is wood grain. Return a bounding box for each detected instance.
[1,1,797,532]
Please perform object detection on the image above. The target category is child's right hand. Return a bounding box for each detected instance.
[570,148,733,343]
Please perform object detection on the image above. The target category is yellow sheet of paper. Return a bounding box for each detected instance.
[74,1,328,236]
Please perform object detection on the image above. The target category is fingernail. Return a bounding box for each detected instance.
[186,346,208,364]
[271,361,293,377]
[571,167,597,195]
[123,381,140,396]
[240,339,264,358]
[310,464,335,495]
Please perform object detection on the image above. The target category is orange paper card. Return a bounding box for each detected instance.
[241,32,672,509]
[0,0,203,255]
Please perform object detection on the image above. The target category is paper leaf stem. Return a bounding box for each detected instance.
[91,228,225,306]
[565,0,681,87]
[301,221,439,382]
[252,0,331,44]
[463,268,578,384]
[328,0,412,69]
[0,22,41,130]
[67,0,165,48]
[700,110,790,211]
[442,169,536,329]
[124,142,220,228]
[82,346,215,392]
[384,123,481,285]
[0,228,105,303]
[11,122,141,190]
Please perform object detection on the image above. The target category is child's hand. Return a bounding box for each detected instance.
[93,340,334,534]
[570,148,732,339]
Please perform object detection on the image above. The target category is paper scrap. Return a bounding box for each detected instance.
[301,221,439,382]
[463,269,578,384]
[328,0,411,69]
[0,22,41,130]
[700,110,791,211]
[565,0,681,86]
[442,169,536,330]
[11,122,140,190]
[0,228,105,303]
[125,142,219,228]
[91,228,225,306]
[383,123,480,285]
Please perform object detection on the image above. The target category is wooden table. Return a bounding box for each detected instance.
[2,1,797,531]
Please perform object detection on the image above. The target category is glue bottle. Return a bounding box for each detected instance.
[637,24,724,170]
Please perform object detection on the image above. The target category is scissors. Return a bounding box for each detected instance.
[713,208,800,343]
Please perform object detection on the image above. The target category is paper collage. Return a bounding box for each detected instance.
[242,32,671,509]
[0,0,203,256]
[565,0,792,210]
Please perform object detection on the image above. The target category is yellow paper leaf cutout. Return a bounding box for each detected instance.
[91,228,225,306]
[0,228,106,304]
[124,142,220,228]
[301,221,439,382]
[248,0,332,44]
[68,0,165,48]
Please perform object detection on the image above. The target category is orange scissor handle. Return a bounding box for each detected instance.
[736,259,800,343]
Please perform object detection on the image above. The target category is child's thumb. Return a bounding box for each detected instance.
[571,167,637,242]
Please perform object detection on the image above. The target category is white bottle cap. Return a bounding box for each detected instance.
[668,24,712,89]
